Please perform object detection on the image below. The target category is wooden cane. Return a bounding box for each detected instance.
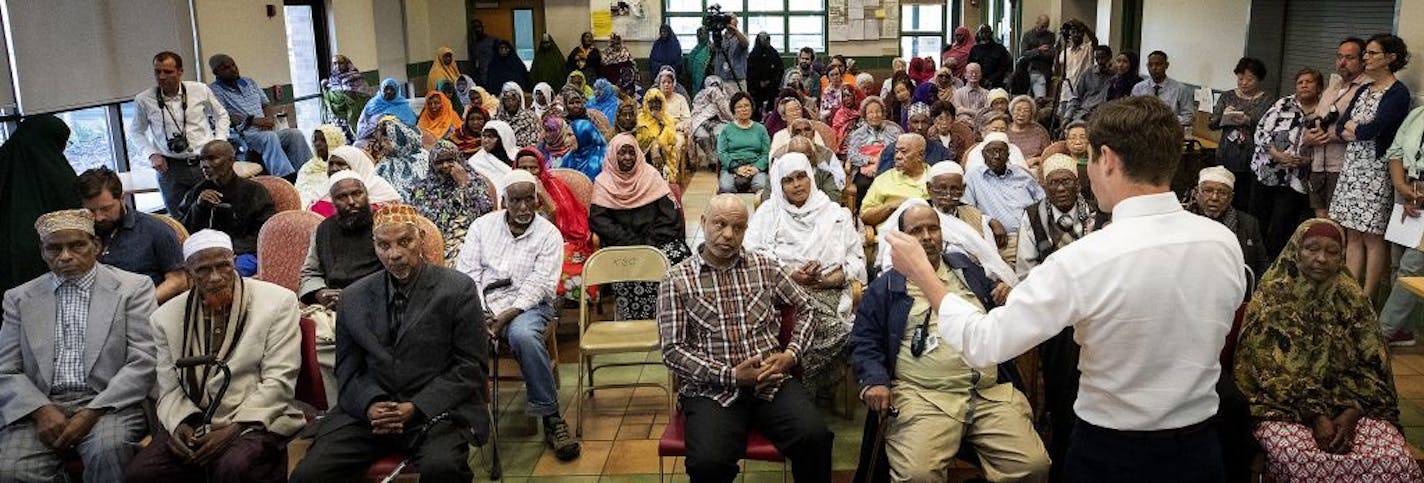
[862,407,898,483]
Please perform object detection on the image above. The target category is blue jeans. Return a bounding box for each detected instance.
[502,301,559,417]
[718,170,768,194]
[240,128,308,177]
[1382,248,1424,335]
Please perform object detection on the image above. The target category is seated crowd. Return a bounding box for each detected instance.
[3,14,1424,483]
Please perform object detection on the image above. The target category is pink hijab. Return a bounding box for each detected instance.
[592,134,671,209]
[945,26,974,78]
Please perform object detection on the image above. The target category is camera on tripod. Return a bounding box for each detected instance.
[703,4,733,36]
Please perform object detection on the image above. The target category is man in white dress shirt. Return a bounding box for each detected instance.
[129,51,231,218]
[456,170,580,461]
[886,95,1246,482]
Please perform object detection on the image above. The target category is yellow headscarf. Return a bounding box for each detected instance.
[426,46,461,93]
[635,88,681,181]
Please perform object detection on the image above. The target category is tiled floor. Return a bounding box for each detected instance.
[475,169,1424,481]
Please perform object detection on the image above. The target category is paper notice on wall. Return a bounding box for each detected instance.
[865,19,879,40]
[880,0,898,38]
[848,20,864,40]
[848,7,863,20]
[591,11,613,38]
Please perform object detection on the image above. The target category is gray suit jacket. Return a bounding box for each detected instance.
[0,265,158,426]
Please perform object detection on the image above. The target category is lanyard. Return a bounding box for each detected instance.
[157,84,189,140]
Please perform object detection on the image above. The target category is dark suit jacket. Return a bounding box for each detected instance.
[326,264,489,442]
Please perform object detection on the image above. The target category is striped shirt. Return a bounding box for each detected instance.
[963,163,1045,233]
[456,210,563,314]
[51,268,97,393]
[657,248,817,407]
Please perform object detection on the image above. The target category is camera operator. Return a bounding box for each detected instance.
[710,10,750,93]
[129,51,231,217]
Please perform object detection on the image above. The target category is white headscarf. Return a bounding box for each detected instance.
[184,229,233,260]
[745,153,855,269]
[532,82,554,118]
[467,120,519,183]
[877,197,1018,286]
[324,145,403,204]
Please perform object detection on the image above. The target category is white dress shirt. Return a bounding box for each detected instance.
[129,81,230,160]
[456,210,563,314]
[934,192,1246,431]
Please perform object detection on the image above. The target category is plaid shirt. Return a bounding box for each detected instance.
[51,268,97,393]
[657,248,817,407]
[455,211,563,314]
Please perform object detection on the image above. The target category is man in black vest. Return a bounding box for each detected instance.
[299,174,384,307]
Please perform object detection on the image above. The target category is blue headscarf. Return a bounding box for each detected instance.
[649,24,683,79]
[589,78,621,124]
[361,78,417,126]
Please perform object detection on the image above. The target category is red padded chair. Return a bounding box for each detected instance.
[656,308,798,481]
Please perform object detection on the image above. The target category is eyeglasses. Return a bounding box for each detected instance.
[1363,51,1385,58]
[1198,187,1232,198]
[1045,178,1076,189]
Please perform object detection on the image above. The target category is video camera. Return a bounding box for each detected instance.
[703,4,734,36]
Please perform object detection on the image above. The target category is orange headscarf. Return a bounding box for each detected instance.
[417,91,463,142]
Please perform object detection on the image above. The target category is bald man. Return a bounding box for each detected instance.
[861,134,930,230]
[657,194,832,483]
[176,140,275,276]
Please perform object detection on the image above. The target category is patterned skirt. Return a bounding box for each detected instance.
[1254,418,1424,482]
[1329,140,1392,234]
[798,287,852,400]
[612,239,692,320]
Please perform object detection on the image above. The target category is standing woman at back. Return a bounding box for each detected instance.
[0,115,80,291]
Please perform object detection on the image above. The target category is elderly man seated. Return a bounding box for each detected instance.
[1016,154,1107,277]
[177,140,275,277]
[1188,167,1268,279]
[927,161,1002,248]
[291,205,488,483]
[208,54,310,179]
[457,170,580,460]
[861,133,931,232]
[876,103,953,173]
[78,167,189,304]
[0,210,157,483]
[658,194,834,483]
[851,202,1048,483]
[963,139,1044,265]
[125,229,304,482]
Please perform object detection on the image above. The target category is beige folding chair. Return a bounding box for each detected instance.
[575,246,672,437]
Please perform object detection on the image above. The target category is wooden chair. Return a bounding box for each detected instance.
[253,175,303,212]
[255,211,323,293]
[154,214,189,244]
[575,246,672,437]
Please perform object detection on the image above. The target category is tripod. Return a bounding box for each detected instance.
[707,28,743,93]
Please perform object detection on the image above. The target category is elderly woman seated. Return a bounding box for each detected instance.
[1036,120,1093,202]
[1235,218,1424,482]
[744,152,864,398]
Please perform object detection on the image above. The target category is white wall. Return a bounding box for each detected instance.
[1139,0,1249,94]
[330,0,381,72]
[1397,0,1424,106]
[374,0,410,83]
[193,0,292,85]
[405,0,467,63]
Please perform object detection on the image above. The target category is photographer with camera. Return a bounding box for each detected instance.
[129,51,232,218]
[705,6,749,93]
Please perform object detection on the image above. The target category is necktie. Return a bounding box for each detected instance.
[389,294,407,343]
[1154,84,1162,97]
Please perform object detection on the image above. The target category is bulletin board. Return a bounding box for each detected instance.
[828,0,898,42]
[590,0,657,40]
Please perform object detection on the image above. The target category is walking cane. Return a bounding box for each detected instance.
[174,355,233,483]
[478,278,512,480]
[379,411,451,483]
[861,407,898,483]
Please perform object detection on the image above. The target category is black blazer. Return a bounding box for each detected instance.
[325,265,490,442]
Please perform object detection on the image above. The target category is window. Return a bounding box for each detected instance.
[120,102,165,213]
[512,10,536,69]
[900,5,943,61]
[665,0,825,54]
[58,106,116,174]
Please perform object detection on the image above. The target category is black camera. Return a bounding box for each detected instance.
[166,132,190,154]
[703,4,733,35]
[1314,109,1340,131]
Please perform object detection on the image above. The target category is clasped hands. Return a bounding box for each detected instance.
[367,401,417,435]
[732,351,796,391]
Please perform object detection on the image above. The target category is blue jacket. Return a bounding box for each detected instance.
[850,253,1018,483]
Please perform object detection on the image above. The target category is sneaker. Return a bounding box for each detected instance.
[1388,330,1417,347]
[543,416,581,461]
